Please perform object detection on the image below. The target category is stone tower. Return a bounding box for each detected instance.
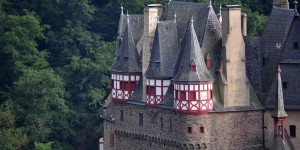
[219,5,250,107]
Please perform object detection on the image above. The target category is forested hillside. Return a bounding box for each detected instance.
[0,0,292,149]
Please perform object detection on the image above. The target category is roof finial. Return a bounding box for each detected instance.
[174,12,177,23]
[156,16,160,24]
[209,0,212,8]
[126,10,129,24]
[121,3,124,16]
[219,4,222,14]
[295,0,299,15]
[169,0,172,4]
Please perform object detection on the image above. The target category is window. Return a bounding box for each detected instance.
[160,117,164,129]
[294,42,299,49]
[187,127,192,133]
[191,65,196,71]
[282,82,288,89]
[290,125,296,138]
[180,91,186,100]
[200,127,204,133]
[169,118,173,131]
[189,91,196,100]
[120,110,124,122]
[262,57,266,66]
[139,113,143,127]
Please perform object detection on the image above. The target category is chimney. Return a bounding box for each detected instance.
[142,4,163,100]
[241,13,247,36]
[273,0,289,9]
[219,5,250,107]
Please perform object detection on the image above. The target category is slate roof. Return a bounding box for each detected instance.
[260,7,295,93]
[245,36,261,93]
[111,15,142,73]
[145,20,179,78]
[173,19,213,82]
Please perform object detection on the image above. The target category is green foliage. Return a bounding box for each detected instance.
[0,104,28,150]
[34,142,53,150]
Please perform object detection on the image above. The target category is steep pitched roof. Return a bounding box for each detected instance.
[145,20,179,78]
[173,19,213,82]
[111,15,142,73]
[161,1,210,42]
[260,7,294,93]
[272,66,288,118]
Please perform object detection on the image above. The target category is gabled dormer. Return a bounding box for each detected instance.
[111,13,142,103]
[173,18,214,115]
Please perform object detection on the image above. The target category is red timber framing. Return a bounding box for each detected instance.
[146,79,171,108]
[273,117,286,140]
[111,73,140,103]
[174,82,213,115]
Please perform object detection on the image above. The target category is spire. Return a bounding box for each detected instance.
[169,0,172,4]
[272,66,288,118]
[219,4,222,14]
[174,12,177,23]
[217,4,222,23]
[121,3,124,16]
[295,0,299,16]
[173,17,213,82]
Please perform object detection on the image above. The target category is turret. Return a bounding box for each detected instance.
[142,4,163,100]
[145,15,178,108]
[173,18,214,114]
[111,13,142,103]
[272,66,288,141]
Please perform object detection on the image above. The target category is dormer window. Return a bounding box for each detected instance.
[282,82,288,89]
[191,65,196,71]
[293,42,299,49]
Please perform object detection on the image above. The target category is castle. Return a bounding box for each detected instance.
[101,0,300,149]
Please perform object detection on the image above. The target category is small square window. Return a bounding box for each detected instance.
[282,82,288,89]
[200,127,204,133]
[187,127,192,133]
[290,125,296,138]
[294,42,299,49]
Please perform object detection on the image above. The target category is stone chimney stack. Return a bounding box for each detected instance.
[219,5,250,107]
[241,13,247,36]
[273,0,289,9]
[142,4,163,99]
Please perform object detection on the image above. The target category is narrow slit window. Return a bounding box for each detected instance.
[120,110,124,122]
[160,117,164,129]
[262,57,266,66]
[290,125,296,138]
[139,113,143,127]
[169,118,173,131]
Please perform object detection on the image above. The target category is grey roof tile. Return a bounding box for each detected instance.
[260,7,294,92]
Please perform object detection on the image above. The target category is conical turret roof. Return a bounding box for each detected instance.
[146,20,178,78]
[173,18,213,82]
[272,66,288,118]
[112,15,141,73]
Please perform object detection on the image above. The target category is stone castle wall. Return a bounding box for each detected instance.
[104,103,263,150]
